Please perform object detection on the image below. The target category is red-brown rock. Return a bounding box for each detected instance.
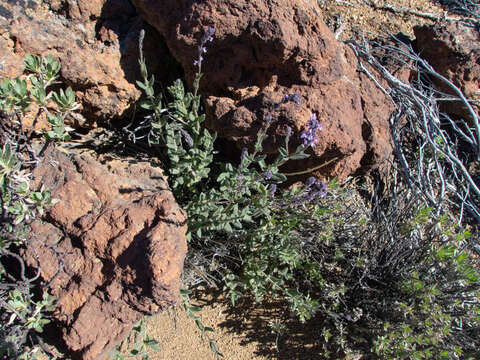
[131,0,395,179]
[24,145,187,360]
[0,2,168,125]
[414,21,480,122]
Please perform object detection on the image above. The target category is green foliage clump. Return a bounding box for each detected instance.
[310,201,480,359]
[110,319,160,360]
[136,36,216,202]
[371,210,479,359]
[136,35,325,324]
[0,141,57,359]
[0,54,78,142]
[0,54,77,359]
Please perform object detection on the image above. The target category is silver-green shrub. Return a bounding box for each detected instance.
[0,54,78,359]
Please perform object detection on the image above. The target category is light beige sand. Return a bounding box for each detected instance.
[320,0,451,40]
[145,296,270,360]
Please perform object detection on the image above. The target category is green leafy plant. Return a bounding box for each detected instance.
[136,31,216,201]
[110,319,160,360]
[373,217,479,359]
[135,26,327,329]
[179,288,223,359]
[0,54,78,142]
[0,55,72,359]
[269,319,287,352]
[132,27,479,359]
[0,142,57,359]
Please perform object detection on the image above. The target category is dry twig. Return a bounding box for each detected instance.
[348,35,480,224]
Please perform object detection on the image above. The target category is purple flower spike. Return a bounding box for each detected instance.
[286,126,292,138]
[262,170,273,180]
[306,178,327,200]
[195,27,216,69]
[240,148,248,165]
[202,27,216,43]
[306,177,316,187]
[300,113,322,148]
[194,55,204,67]
[291,177,328,206]
[292,93,301,105]
[269,183,277,197]
[281,93,302,105]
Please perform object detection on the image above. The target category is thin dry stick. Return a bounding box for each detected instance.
[369,0,479,24]
[348,35,479,223]
[284,157,339,176]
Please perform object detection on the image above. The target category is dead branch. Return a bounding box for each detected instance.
[348,34,480,224]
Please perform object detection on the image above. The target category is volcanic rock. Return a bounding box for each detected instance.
[23,145,187,360]
[0,1,168,124]
[131,0,395,179]
[414,21,480,122]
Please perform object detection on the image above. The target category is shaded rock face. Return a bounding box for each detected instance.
[0,1,170,124]
[131,0,394,179]
[414,22,480,122]
[24,145,187,360]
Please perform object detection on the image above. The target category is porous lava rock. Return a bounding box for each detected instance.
[131,0,395,179]
[0,1,168,124]
[23,145,187,360]
[414,21,480,122]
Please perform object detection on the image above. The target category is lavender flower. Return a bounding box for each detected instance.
[305,177,327,200]
[273,93,301,110]
[240,147,248,167]
[269,183,277,197]
[305,176,316,187]
[281,93,301,105]
[300,113,322,148]
[193,56,203,66]
[285,126,292,139]
[194,27,216,68]
[262,170,273,180]
[291,177,327,206]
[241,147,248,159]
[201,27,216,43]
[292,93,301,105]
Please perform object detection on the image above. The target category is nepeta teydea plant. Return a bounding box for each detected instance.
[136,28,217,201]
[135,25,332,326]
[135,26,480,359]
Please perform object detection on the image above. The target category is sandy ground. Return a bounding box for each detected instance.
[143,289,349,360]
[321,0,450,40]
[142,1,459,359]
[144,293,272,360]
